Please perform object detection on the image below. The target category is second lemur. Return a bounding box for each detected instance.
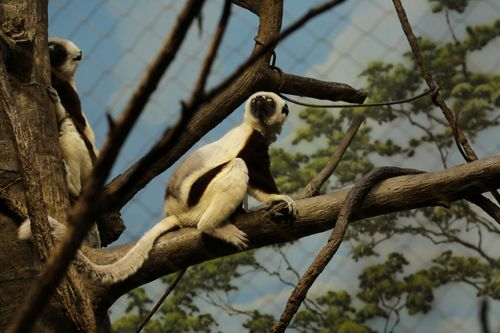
[19,92,296,284]
[48,37,97,198]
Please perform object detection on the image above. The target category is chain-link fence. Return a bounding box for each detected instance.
[48,1,500,332]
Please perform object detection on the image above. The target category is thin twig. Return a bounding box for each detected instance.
[136,270,186,333]
[391,0,500,210]
[270,167,424,333]
[300,114,365,198]
[192,0,232,101]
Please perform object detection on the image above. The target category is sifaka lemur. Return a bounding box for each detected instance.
[48,37,97,198]
[19,91,297,284]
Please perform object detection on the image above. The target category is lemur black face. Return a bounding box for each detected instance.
[49,41,68,69]
[250,95,276,121]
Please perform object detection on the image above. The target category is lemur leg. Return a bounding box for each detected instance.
[62,157,82,197]
[197,158,249,249]
[59,128,93,198]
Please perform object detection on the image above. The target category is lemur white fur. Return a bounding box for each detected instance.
[19,92,296,284]
[48,37,97,198]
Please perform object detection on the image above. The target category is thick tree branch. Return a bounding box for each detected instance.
[268,69,367,104]
[93,155,500,308]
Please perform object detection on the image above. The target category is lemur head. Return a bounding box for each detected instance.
[244,91,289,143]
[48,37,82,83]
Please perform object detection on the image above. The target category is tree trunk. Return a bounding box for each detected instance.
[0,1,108,332]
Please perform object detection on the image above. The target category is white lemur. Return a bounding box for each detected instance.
[19,92,297,284]
[48,37,97,198]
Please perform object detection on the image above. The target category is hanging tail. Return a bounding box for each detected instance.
[18,215,180,284]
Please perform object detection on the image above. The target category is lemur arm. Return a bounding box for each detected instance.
[248,186,297,215]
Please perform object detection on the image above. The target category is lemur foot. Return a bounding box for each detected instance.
[224,224,249,250]
[274,194,298,217]
[206,224,249,250]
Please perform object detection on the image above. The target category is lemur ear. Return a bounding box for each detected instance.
[250,95,275,120]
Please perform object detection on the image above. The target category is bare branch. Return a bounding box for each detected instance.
[300,114,365,198]
[94,155,500,307]
[135,270,186,333]
[269,70,367,104]
[192,0,232,102]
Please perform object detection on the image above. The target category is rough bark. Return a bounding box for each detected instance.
[0,1,107,332]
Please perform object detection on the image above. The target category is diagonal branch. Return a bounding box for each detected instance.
[192,0,232,102]
[300,114,365,198]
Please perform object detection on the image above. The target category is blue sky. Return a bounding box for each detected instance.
[48,1,499,331]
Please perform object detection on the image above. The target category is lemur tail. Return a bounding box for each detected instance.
[18,215,180,284]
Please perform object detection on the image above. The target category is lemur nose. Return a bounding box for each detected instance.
[282,104,289,116]
[74,51,82,61]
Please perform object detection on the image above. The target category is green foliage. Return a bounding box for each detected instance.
[428,0,469,13]
[112,252,256,333]
[293,251,498,332]
[242,311,275,333]
[293,291,375,333]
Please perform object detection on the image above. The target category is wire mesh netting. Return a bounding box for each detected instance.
[46,1,499,332]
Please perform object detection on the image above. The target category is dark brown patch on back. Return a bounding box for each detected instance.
[188,161,230,207]
[237,130,279,194]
